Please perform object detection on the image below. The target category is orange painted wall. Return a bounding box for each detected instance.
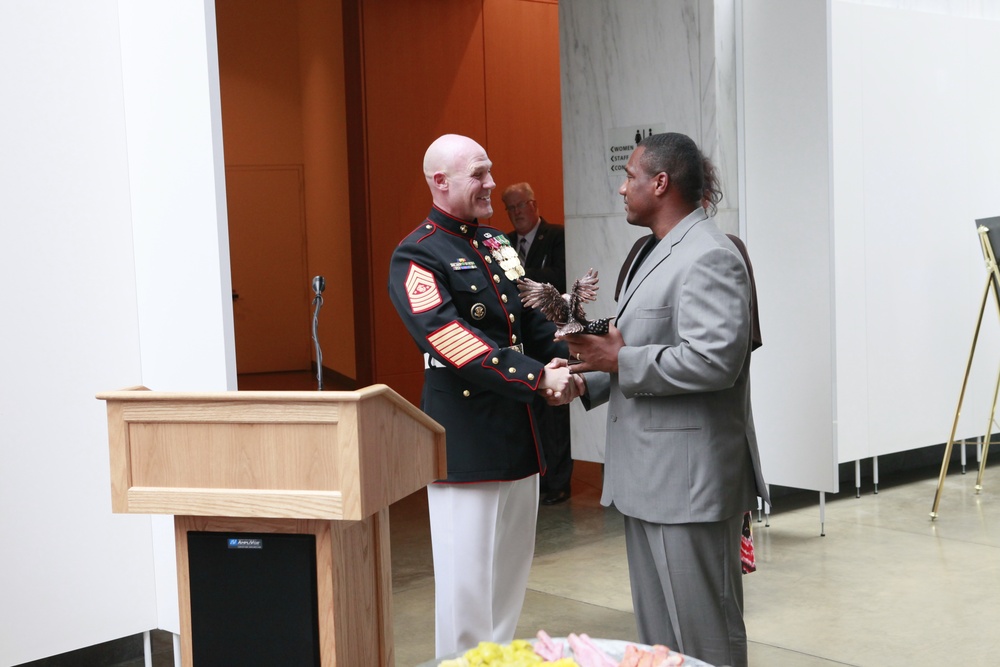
[361,0,563,405]
[298,0,355,380]
[217,0,355,379]
[216,2,305,166]
[484,0,565,228]
[362,0,489,404]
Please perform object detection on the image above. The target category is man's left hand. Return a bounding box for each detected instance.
[564,322,624,373]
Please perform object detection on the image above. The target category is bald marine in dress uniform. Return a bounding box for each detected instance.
[387,134,570,657]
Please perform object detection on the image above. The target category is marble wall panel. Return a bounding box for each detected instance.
[560,0,706,218]
[565,214,647,461]
[559,1,737,461]
[712,0,740,237]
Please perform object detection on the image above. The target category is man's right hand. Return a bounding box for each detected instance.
[538,360,570,400]
[539,358,587,405]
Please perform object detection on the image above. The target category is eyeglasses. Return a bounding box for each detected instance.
[504,200,534,213]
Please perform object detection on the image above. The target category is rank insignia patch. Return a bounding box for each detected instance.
[405,263,442,313]
[427,322,490,367]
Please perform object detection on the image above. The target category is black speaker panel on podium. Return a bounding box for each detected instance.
[187,531,321,666]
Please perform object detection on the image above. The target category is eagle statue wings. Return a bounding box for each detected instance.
[517,268,611,337]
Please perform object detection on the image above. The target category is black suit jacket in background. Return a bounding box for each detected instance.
[510,218,567,293]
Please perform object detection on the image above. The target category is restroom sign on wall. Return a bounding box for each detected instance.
[606,124,666,174]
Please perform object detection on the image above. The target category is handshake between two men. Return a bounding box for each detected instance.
[538,321,625,405]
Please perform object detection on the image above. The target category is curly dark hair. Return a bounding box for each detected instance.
[702,155,723,216]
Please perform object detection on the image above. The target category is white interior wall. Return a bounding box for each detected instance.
[0,3,157,663]
[829,0,870,466]
[832,2,1000,462]
[740,0,839,493]
[117,0,235,634]
[743,0,1000,496]
[0,1,233,662]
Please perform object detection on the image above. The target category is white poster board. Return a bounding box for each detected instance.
[0,1,234,663]
[741,1,1000,497]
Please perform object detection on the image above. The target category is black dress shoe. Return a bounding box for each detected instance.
[541,488,570,505]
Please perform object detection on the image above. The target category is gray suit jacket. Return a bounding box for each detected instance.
[583,208,769,524]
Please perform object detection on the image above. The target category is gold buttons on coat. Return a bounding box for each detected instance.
[508,367,516,373]
[492,357,499,364]
[508,314,515,323]
[471,285,478,292]
[501,294,508,303]
[473,240,479,248]
[463,390,471,397]
[511,335,517,344]
[527,373,535,381]
[460,225,468,233]
[425,224,432,229]
[493,274,500,283]
[485,256,492,263]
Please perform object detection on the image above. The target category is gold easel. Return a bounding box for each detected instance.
[930,220,1000,519]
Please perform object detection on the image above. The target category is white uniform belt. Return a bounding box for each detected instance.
[424,344,523,369]
[424,353,447,369]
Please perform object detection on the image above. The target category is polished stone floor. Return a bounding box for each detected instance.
[20,454,999,667]
[25,367,997,666]
[390,460,1000,667]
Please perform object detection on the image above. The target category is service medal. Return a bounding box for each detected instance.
[483,235,525,281]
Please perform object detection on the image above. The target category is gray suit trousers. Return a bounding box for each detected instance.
[624,512,747,667]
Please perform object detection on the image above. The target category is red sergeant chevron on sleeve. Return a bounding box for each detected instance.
[427,321,490,367]
[405,262,442,313]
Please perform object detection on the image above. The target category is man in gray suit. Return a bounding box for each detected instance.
[562,132,768,667]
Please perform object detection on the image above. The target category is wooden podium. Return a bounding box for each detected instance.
[97,385,445,666]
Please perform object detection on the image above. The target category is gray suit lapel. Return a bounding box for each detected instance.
[617,208,708,317]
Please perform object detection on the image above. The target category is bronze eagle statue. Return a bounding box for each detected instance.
[517,268,611,337]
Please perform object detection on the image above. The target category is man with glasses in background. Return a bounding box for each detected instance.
[502,182,573,505]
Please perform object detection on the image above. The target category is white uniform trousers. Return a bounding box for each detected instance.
[427,474,539,657]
